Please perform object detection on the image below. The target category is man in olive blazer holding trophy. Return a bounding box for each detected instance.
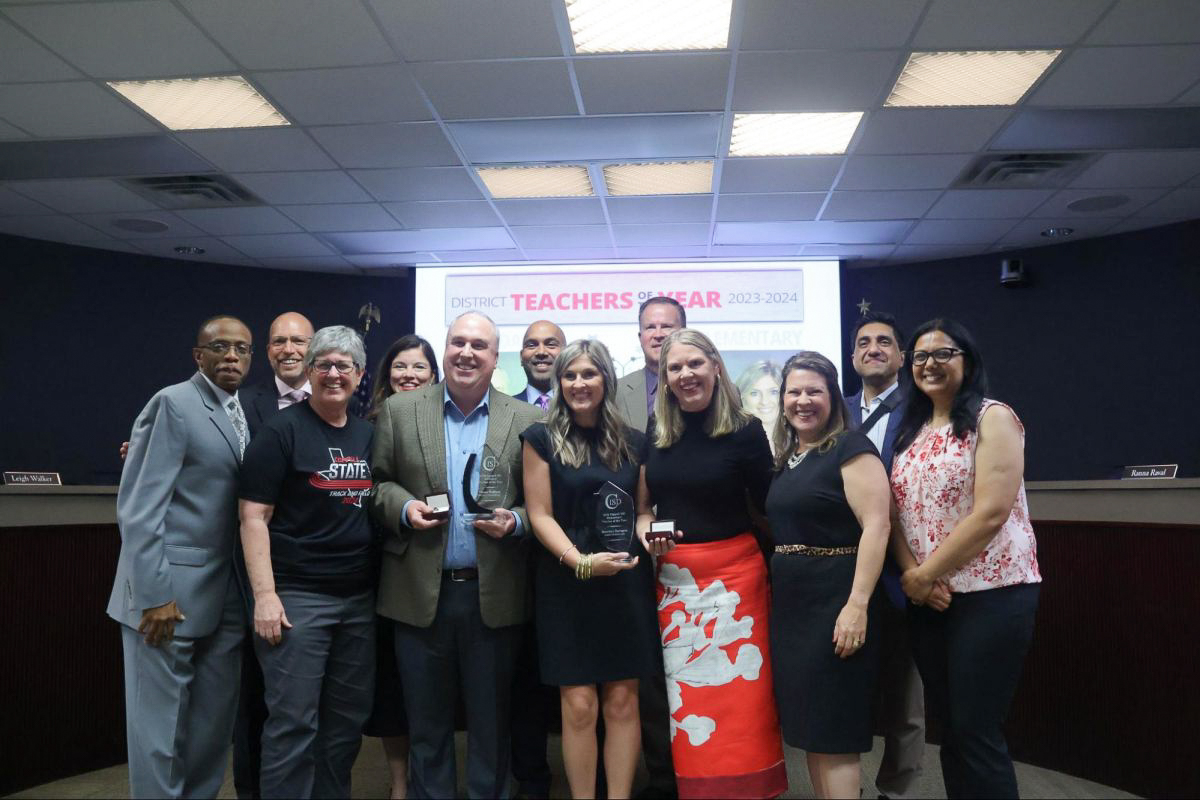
[371,311,542,799]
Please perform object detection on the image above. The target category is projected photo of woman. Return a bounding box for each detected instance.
[735,360,782,433]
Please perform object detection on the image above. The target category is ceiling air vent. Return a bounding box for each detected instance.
[118,174,263,209]
[954,153,1097,189]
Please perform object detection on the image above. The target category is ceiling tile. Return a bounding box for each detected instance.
[0,17,81,81]
[0,135,214,180]
[1176,81,1200,105]
[176,129,336,172]
[574,54,730,114]
[385,201,501,228]
[741,1,925,49]
[346,253,433,267]
[351,167,483,202]
[613,246,712,260]
[1104,217,1191,236]
[997,217,1119,246]
[1070,151,1200,189]
[0,214,112,243]
[720,157,843,193]
[732,50,900,112]
[1030,46,1200,106]
[252,65,431,125]
[510,225,612,249]
[231,171,372,204]
[0,82,158,137]
[367,0,563,61]
[709,245,801,257]
[926,189,1055,219]
[221,232,334,257]
[905,218,1016,244]
[714,220,911,245]
[326,228,515,253]
[1086,0,1200,45]
[891,244,984,263]
[448,115,722,163]
[838,154,973,190]
[801,244,897,259]
[611,223,709,247]
[606,195,714,224]
[715,193,824,222]
[854,109,1011,155]
[0,120,28,140]
[309,123,460,169]
[131,235,255,263]
[73,210,205,238]
[174,206,301,235]
[913,0,1105,48]
[180,0,395,69]
[1034,188,1165,218]
[492,198,605,226]
[823,190,940,220]
[9,178,159,214]
[4,1,235,79]
[412,61,578,120]
[278,203,398,232]
[433,249,523,262]
[1135,187,1200,217]
[0,186,52,215]
[521,247,617,260]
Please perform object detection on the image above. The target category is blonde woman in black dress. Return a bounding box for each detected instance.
[522,339,659,799]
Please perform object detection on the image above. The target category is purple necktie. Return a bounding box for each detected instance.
[536,393,550,411]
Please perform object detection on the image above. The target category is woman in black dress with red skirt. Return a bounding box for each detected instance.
[765,351,893,800]
[522,339,660,799]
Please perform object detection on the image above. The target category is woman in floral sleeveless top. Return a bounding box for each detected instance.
[889,318,1041,800]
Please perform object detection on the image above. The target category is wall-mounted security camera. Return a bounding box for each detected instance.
[1000,258,1027,287]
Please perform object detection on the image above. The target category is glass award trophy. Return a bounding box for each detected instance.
[461,444,509,523]
[594,481,635,560]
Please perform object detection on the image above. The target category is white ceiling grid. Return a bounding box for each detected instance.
[0,0,1195,272]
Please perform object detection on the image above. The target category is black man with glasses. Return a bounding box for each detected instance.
[108,315,254,798]
[237,325,377,799]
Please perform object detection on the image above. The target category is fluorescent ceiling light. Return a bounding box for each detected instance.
[886,50,1061,107]
[107,76,289,130]
[476,165,594,198]
[566,0,732,53]
[603,161,713,196]
[729,113,863,157]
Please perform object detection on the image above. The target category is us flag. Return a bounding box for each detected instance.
[352,302,380,419]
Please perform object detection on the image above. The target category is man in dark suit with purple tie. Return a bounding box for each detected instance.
[845,310,925,800]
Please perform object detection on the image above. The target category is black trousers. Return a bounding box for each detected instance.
[394,577,521,800]
[909,583,1039,800]
[233,627,268,799]
[638,670,677,795]
[510,619,553,797]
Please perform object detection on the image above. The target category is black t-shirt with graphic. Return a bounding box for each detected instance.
[239,402,374,596]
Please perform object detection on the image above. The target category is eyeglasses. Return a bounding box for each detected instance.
[312,360,358,375]
[910,347,962,366]
[269,335,312,348]
[198,341,252,356]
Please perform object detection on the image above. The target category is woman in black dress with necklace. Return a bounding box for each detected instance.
[522,339,659,799]
[765,351,892,800]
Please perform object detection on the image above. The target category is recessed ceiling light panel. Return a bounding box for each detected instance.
[729,113,863,157]
[476,165,594,198]
[886,50,1060,107]
[566,0,732,53]
[108,76,289,131]
[603,161,713,196]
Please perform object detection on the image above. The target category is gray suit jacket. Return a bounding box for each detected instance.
[615,367,650,433]
[371,383,542,629]
[107,372,244,638]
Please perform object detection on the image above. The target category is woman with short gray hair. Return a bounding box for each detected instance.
[238,325,376,798]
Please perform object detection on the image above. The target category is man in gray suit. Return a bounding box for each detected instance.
[613,296,685,800]
[108,315,253,799]
[372,311,542,799]
[615,296,686,433]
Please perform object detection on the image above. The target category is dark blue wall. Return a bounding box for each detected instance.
[839,220,1198,480]
[0,234,414,485]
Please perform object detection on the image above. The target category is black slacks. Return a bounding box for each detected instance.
[394,576,521,800]
[909,582,1039,800]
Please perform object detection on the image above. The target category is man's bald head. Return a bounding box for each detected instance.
[267,311,315,388]
[520,319,566,393]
